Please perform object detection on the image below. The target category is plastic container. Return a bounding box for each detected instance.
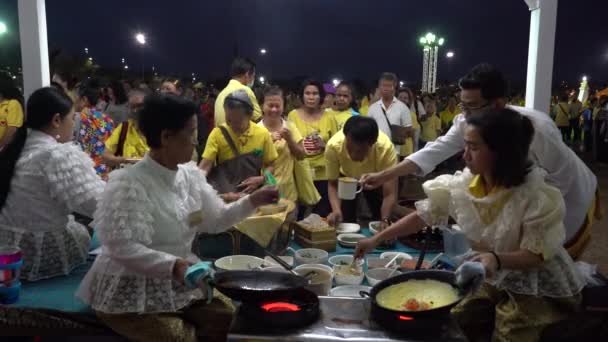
[0,247,23,304]
[440,225,471,264]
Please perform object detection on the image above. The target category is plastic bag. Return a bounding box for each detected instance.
[294,158,321,206]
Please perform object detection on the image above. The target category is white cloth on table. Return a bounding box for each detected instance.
[415,168,585,298]
[407,105,597,242]
[77,154,255,314]
[0,130,104,281]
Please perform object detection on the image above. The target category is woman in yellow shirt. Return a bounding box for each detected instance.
[419,97,442,148]
[258,86,305,203]
[326,82,361,130]
[0,76,25,149]
[200,90,278,197]
[555,94,570,142]
[102,90,149,168]
[287,80,338,216]
[397,87,422,157]
[440,95,459,132]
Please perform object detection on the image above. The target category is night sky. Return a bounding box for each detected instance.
[1,0,608,85]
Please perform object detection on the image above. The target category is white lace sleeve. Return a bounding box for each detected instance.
[520,183,566,259]
[182,163,256,234]
[93,170,177,278]
[44,143,105,217]
[415,173,459,226]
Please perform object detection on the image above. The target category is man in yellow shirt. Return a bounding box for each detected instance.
[439,95,459,132]
[214,57,262,126]
[419,98,442,148]
[325,116,398,226]
[201,90,278,195]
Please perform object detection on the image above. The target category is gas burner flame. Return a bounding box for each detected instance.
[261,302,301,312]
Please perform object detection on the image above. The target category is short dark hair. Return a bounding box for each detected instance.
[343,116,379,146]
[137,94,197,149]
[300,79,326,106]
[260,85,284,105]
[458,64,508,101]
[79,85,100,107]
[108,80,128,105]
[379,72,398,85]
[230,57,256,78]
[559,93,569,102]
[466,108,534,188]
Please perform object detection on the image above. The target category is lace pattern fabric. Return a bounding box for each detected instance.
[415,168,584,298]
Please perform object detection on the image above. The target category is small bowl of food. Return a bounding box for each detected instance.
[379,252,413,267]
[336,223,361,234]
[214,255,265,271]
[328,255,364,268]
[294,264,333,296]
[369,221,383,235]
[337,233,367,248]
[333,264,365,286]
[365,267,402,286]
[294,248,329,266]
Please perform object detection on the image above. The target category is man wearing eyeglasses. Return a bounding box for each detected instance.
[361,63,598,259]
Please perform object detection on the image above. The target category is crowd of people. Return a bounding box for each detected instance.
[0,58,603,341]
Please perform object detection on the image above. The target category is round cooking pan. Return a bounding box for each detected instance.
[212,270,308,303]
[361,270,466,331]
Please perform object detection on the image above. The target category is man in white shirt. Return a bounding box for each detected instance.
[367,73,413,154]
[361,64,598,258]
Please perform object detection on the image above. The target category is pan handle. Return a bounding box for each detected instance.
[359,291,371,298]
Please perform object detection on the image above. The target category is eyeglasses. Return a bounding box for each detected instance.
[458,101,492,114]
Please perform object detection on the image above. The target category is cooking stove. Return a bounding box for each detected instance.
[228,296,467,341]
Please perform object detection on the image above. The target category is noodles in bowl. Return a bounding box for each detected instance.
[376,279,459,311]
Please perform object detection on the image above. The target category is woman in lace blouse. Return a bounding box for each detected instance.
[356,108,584,342]
[0,87,103,281]
[77,94,279,341]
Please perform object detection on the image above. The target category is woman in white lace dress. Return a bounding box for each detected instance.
[77,94,279,341]
[355,108,584,342]
[0,87,103,281]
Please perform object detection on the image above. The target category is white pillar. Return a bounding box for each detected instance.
[18,0,50,99]
[524,0,558,113]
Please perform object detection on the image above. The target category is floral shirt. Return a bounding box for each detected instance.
[76,107,114,178]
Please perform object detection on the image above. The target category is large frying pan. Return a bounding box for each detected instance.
[212,270,308,303]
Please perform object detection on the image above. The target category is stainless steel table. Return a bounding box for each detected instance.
[228,296,467,341]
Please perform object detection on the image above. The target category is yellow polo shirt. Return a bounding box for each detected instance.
[555,102,570,127]
[287,109,339,181]
[468,175,512,225]
[440,107,459,129]
[202,122,278,165]
[420,115,442,142]
[325,130,397,180]
[327,108,360,130]
[214,79,262,126]
[104,119,149,158]
[359,97,369,116]
[0,99,24,142]
[401,110,420,156]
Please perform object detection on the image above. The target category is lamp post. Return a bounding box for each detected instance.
[419,32,445,93]
[0,22,7,35]
[135,32,146,80]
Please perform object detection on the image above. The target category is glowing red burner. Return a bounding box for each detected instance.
[261,302,302,312]
[398,315,414,321]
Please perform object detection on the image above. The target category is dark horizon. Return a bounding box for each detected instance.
[1,0,607,87]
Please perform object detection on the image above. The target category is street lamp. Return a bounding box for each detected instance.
[88,57,93,62]
[124,65,129,70]
[446,51,454,58]
[259,76,265,84]
[121,58,125,64]
[135,32,146,80]
[260,48,267,55]
[0,22,7,35]
[332,78,340,87]
[84,47,89,54]
[419,32,445,93]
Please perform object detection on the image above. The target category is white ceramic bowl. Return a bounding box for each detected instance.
[369,221,382,235]
[328,255,364,268]
[294,248,329,266]
[329,285,372,297]
[379,252,413,267]
[365,267,402,286]
[336,223,361,234]
[214,255,265,271]
[337,233,367,248]
[294,264,333,296]
[333,264,365,286]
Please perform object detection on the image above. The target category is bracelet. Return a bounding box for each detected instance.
[489,251,501,271]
